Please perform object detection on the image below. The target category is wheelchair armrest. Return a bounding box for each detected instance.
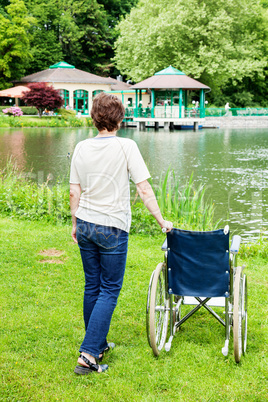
[161,238,168,251]
[230,235,241,254]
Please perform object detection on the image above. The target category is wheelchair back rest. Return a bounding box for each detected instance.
[167,228,230,298]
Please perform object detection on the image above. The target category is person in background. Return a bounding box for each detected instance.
[225,102,230,116]
[70,93,173,374]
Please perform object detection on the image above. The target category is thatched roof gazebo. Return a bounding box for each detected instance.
[131,66,210,119]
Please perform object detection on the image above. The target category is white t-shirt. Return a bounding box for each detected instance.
[70,136,151,232]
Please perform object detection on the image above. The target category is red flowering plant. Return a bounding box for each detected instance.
[22,83,64,117]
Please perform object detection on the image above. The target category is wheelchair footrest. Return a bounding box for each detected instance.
[222,340,229,356]
[165,336,173,352]
[183,296,225,307]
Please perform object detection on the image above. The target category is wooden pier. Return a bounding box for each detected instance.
[124,117,205,131]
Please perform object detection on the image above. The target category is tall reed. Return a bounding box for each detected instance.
[151,168,219,231]
[0,161,219,233]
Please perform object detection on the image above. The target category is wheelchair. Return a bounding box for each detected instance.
[146,226,248,363]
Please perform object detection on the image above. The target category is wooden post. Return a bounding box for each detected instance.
[151,89,155,118]
[179,88,183,118]
[135,90,138,117]
[184,90,188,117]
[164,122,169,130]
[200,89,205,118]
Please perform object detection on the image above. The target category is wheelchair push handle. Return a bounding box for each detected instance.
[161,220,173,233]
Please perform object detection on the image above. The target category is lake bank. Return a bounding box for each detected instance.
[205,115,268,128]
[0,126,267,237]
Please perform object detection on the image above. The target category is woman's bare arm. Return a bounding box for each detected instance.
[136,180,173,232]
[70,183,82,243]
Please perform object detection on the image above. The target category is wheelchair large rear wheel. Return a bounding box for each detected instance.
[148,262,169,356]
[233,266,248,363]
[146,270,155,347]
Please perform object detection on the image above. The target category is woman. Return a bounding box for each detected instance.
[70,93,172,374]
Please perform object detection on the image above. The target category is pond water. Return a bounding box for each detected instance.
[0,126,267,238]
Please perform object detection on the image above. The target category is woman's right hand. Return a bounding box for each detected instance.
[160,220,173,233]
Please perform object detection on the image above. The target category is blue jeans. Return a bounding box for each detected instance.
[76,218,129,359]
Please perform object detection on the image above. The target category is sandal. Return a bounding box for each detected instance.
[74,354,108,375]
[97,342,116,363]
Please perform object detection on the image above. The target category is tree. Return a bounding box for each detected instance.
[24,0,113,75]
[23,0,138,77]
[0,0,35,89]
[114,0,267,105]
[59,0,113,75]
[22,83,64,117]
[98,0,138,26]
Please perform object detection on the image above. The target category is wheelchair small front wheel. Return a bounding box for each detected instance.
[148,262,169,356]
[233,266,247,363]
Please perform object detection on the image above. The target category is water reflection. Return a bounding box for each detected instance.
[0,126,267,238]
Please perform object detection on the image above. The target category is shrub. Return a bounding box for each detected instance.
[240,233,268,259]
[85,117,93,126]
[48,118,68,127]
[0,106,38,115]
[57,108,76,119]
[20,106,38,115]
[2,106,23,117]
[0,161,70,223]
[0,116,24,127]
[68,116,84,127]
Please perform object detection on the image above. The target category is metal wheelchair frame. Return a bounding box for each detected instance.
[146,227,248,363]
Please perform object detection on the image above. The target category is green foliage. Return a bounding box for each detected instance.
[99,0,138,25]
[152,169,218,231]
[131,169,218,235]
[240,233,268,259]
[84,116,94,126]
[0,106,38,115]
[0,162,217,234]
[20,0,139,77]
[23,0,113,76]
[114,0,268,105]
[130,202,159,235]
[0,0,35,88]
[0,115,93,127]
[57,108,76,119]
[0,160,70,223]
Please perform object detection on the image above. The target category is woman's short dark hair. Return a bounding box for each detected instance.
[91,92,125,132]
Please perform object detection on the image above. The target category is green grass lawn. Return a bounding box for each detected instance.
[0,218,267,401]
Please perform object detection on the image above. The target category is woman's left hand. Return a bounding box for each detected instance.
[71,225,78,243]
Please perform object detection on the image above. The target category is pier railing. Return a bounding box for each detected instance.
[205,108,268,117]
[125,107,268,119]
[125,107,204,119]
